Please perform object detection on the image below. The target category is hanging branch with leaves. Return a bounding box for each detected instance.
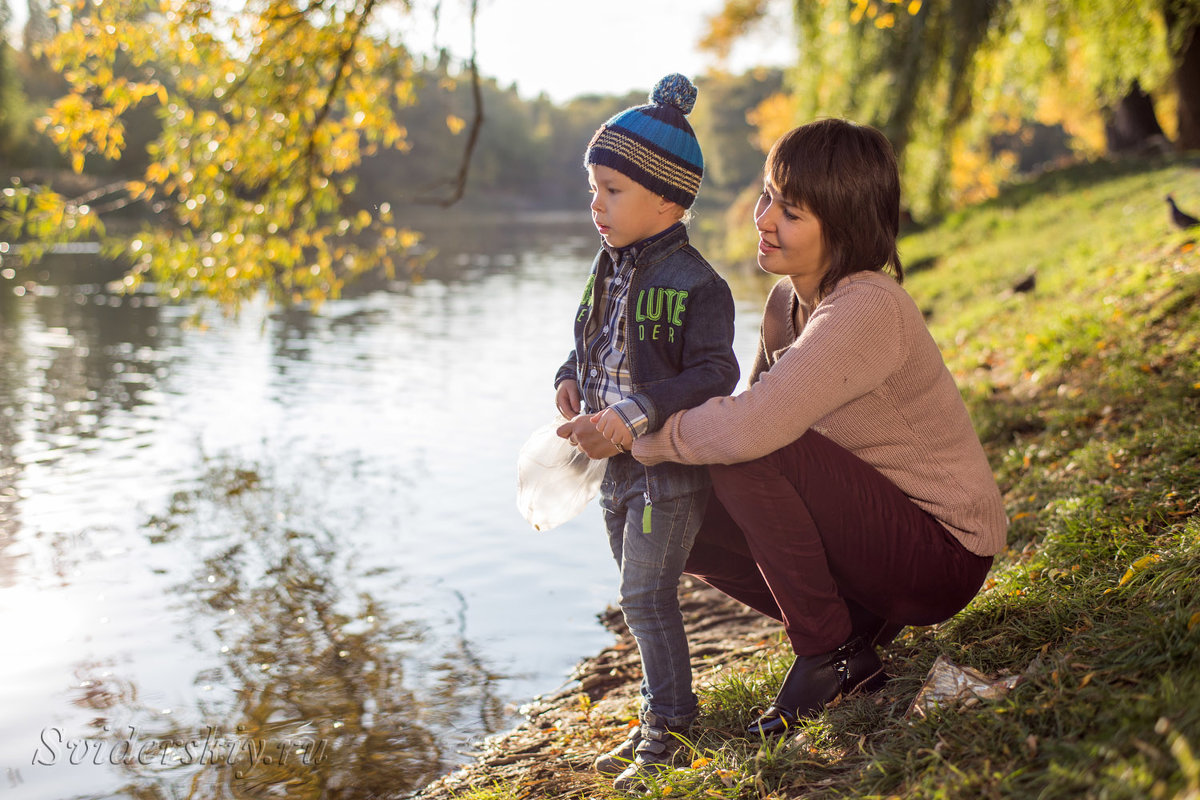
[0,0,486,309]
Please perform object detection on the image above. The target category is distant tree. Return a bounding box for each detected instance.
[691,68,784,193]
[1,0,483,309]
[23,0,55,55]
[701,0,1008,216]
[349,64,610,212]
[1105,80,1167,153]
[1159,0,1200,148]
[0,0,15,154]
[525,91,641,207]
[702,0,1198,217]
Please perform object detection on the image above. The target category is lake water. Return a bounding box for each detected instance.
[0,215,764,799]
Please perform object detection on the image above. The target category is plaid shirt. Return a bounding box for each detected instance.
[579,245,650,437]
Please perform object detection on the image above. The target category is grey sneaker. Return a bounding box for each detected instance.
[611,713,688,792]
[594,724,642,775]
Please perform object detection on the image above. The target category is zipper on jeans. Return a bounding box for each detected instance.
[642,490,652,534]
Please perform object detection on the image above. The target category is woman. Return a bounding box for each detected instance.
[585,118,1008,736]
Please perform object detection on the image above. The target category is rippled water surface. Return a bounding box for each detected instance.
[0,216,762,799]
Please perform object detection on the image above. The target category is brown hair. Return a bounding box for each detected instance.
[764,118,903,299]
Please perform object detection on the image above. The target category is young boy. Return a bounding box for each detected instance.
[553,74,739,790]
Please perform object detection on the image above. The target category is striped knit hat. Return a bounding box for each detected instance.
[585,74,704,209]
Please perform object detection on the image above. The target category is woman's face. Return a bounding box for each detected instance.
[753,178,828,288]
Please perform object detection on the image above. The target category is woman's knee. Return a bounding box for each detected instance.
[708,430,827,486]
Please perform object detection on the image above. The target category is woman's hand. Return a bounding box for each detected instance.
[590,408,634,453]
[556,414,621,459]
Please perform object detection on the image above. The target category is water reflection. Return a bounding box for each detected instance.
[87,459,452,798]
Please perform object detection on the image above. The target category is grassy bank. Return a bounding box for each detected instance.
[439,157,1200,800]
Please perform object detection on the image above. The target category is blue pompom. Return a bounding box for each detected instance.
[650,73,698,116]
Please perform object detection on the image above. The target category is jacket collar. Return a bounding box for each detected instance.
[601,222,688,267]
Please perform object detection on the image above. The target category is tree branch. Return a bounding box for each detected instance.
[419,0,483,207]
[66,180,131,207]
[304,0,378,175]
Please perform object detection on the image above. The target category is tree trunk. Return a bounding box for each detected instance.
[1105,80,1167,153]
[1163,6,1200,150]
[881,5,929,160]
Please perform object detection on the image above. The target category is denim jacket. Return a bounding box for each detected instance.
[555,223,739,501]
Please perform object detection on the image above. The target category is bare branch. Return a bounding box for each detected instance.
[419,0,483,207]
[66,180,131,207]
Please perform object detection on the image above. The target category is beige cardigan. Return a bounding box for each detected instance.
[634,272,1008,556]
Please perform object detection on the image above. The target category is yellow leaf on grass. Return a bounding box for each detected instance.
[1188,612,1200,631]
[1116,553,1162,588]
[691,756,712,769]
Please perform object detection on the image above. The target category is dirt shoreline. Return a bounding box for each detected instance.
[415,580,782,799]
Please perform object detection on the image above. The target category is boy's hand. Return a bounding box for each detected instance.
[556,415,621,460]
[555,380,581,419]
[589,408,634,453]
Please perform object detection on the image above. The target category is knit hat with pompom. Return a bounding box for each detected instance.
[584,74,704,209]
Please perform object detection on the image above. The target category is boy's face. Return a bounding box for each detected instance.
[587,164,677,249]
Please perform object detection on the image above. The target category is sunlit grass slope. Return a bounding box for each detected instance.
[460,157,1200,800]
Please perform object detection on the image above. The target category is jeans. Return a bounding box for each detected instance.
[600,455,708,727]
[685,429,994,656]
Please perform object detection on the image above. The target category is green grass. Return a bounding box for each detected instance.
[451,156,1200,799]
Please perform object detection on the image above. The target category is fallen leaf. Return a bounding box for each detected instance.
[1116,553,1162,588]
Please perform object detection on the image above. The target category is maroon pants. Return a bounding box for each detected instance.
[684,430,993,656]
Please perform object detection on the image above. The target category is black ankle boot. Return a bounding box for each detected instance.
[747,635,886,737]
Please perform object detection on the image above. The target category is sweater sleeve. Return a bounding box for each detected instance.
[633,279,906,466]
